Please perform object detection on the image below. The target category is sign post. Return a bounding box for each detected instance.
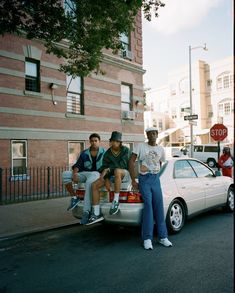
[184,114,198,157]
[210,124,228,170]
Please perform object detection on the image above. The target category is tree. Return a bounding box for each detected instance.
[0,0,165,77]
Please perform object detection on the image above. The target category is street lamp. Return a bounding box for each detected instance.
[189,43,208,157]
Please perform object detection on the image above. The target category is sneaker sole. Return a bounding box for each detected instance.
[86,216,104,226]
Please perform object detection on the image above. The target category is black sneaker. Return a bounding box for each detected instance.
[86,213,104,226]
[109,200,119,215]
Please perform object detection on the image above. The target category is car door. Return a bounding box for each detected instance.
[188,160,226,208]
[174,160,206,215]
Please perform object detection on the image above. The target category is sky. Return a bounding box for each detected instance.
[142,0,234,90]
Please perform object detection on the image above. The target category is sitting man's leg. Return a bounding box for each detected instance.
[62,170,81,211]
[109,168,127,215]
[80,171,100,225]
[86,177,105,225]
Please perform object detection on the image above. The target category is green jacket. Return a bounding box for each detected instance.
[100,145,130,178]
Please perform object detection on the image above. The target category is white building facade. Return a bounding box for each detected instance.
[144,56,234,146]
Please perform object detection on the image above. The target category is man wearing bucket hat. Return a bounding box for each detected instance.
[129,127,172,250]
[86,131,131,225]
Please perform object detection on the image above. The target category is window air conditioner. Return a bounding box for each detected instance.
[122,50,133,60]
[121,110,135,120]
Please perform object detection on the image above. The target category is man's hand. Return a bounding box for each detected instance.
[131,179,139,192]
[101,168,110,179]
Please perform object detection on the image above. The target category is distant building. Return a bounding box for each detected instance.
[145,56,234,146]
[0,12,145,174]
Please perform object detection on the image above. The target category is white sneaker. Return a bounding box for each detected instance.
[143,239,153,250]
[158,238,172,247]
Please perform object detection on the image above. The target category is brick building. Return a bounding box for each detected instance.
[0,12,145,175]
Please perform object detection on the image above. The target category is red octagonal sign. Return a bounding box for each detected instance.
[210,123,228,141]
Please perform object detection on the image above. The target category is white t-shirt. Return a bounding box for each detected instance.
[133,143,166,175]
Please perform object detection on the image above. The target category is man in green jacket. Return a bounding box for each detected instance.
[86,131,130,225]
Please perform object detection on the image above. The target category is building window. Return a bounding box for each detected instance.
[120,33,130,51]
[68,141,84,169]
[66,75,84,115]
[224,102,231,115]
[121,83,132,111]
[216,72,233,90]
[25,59,40,92]
[218,99,232,116]
[11,140,27,175]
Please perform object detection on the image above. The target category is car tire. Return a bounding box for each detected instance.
[207,158,216,168]
[223,186,234,212]
[166,199,185,234]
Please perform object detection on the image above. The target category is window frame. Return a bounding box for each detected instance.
[121,83,133,111]
[25,58,40,92]
[66,75,84,115]
[11,140,28,176]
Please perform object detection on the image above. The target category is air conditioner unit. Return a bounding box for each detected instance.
[122,50,133,60]
[121,110,135,120]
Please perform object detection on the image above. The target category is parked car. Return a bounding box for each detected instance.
[72,158,234,234]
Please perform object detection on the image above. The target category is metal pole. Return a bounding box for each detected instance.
[189,45,194,157]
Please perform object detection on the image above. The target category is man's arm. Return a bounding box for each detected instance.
[129,153,138,190]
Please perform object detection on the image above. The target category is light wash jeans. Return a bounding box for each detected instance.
[62,171,100,212]
[138,173,168,241]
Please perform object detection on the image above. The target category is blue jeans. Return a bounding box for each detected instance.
[62,171,100,212]
[138,173,168,241]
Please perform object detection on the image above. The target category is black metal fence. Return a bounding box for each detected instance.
[0,166,68,204]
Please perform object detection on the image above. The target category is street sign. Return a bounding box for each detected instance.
[210,123,228,141]
[184,114,198,121]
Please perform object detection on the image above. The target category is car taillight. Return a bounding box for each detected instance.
[109,191,142,203]
[76,189,85,199]
[127,192,143,203]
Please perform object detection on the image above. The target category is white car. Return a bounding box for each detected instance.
[72,158,234,234]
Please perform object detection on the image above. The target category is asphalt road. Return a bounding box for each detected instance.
[0,208,233,293]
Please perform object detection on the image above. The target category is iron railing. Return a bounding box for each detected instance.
[0,166,68,204]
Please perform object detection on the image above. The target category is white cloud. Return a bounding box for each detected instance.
[147,0,224,34]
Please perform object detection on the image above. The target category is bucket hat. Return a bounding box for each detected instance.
[109,131,122,142]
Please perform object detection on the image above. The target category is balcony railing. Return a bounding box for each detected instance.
[0,166,68,204]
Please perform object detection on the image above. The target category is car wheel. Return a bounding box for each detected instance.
[224,186,234,212]
[166,199,185,234]
[207,158,216,168]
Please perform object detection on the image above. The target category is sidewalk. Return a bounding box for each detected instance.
[0,197,80,241]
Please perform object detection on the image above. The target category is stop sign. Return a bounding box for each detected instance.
[210,124,228,141]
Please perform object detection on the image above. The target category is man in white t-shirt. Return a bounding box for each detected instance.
[129,127,172,250]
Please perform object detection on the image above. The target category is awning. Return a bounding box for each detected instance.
[158,127,182,140]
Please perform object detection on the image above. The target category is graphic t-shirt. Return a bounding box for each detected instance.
[133,143,165,175]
